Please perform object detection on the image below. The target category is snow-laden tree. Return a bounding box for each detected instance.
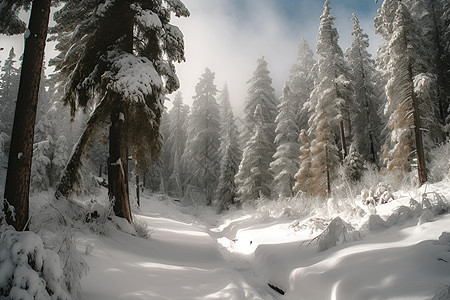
[304,0,351,197]
[294,129,312,195]
[345,14,383,164]
[52,1,189,222]
[236,105,273,203]
[377,2,428,184]
[167,92,189,197]
[404,0,449,129]
[1,0,52,230]
[270,86,300,198]
[215,85,241,212]
[182,68,221,205]
[287,38,316,133]
[0,47,20,147]
[242,57,278,152]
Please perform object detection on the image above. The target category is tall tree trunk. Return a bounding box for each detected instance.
[3,0,51,231]
[408,62,427,186]
[136,173,140,207]
[108,93,132,223]
[55,97,109,199]
[339,120,348,160]
[325,144,331,198]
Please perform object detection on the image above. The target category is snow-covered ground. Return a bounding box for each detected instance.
[75,182,450,300]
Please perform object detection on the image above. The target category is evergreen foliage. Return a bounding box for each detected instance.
[270,86,300,198]
[182,68,221,205]
[345,14,383,164]
[242,57,278,151]
[216,85,241,212]
[236,105,273,203]
[286,38,316,133]
[304,0,350,197]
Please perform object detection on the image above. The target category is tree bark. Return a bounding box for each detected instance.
[136,173,140,207]
[108,93,132,223]
[408,61,427,186]
[339,120,348,160]
[55,97,109,199]
[3,0,51,231]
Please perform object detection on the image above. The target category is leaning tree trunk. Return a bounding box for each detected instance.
[108,93,132,223]
[55,97,109,199]
[3,0,51,231]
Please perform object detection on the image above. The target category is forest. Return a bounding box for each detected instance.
[0,0,450,299]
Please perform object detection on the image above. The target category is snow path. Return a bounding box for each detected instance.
[76,187,450,299]
[77,197,265,300]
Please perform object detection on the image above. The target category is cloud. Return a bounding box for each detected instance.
[170,0,381,115]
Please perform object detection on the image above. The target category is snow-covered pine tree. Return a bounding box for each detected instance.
[242,57,278,153]
[270,85,300,198]
[378,2,428,184]
[287,38,316,133]
[0,47,20,150]
[294,129,312,195]
[216,85,241,212]
[236,105,274,203]
[52,1,189,222]
[345,14,383,165]
[405,0,449,130]
[167,92,189,196]
[304,0,350,197]
[182,68,221,205]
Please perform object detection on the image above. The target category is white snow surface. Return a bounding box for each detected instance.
[73,182,450,300]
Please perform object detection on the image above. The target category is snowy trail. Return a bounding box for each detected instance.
[77,196,265,300]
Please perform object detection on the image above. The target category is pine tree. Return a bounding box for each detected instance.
[182,68,221,205]
[2,0,52,230]
[236,105,273,203]
[345,14,383,164]
[53,1,189,222]
[304,0,350,197]
[270,86,300,198]
[167,92,189,196]
[287,38,316,133]
[216,85,240,212]
[0,47,20,146]
[242,57,278,152]
[378,2,428,184]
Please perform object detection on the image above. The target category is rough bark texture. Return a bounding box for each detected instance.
[339,120,348,160]
[108,94,132,223]
[409,62,427,186]
[3,0,51,231]
[55,98,109,199]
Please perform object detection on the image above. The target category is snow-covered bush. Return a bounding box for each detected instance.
[360,182,394,206]
[428,142,450,182]
[308,217,361,252]
[0,228,71,299]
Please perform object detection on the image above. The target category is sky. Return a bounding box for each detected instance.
[0,0,382,115]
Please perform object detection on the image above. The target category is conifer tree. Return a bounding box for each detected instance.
[287,38,316,133]
[167,92,189,196]
[377,2,428,184]
[242,57,278,152]
[270,86,300,198]
[236,105,273,203]
[182,68,221,205]
[304,0,350,197]
[216,85,240,212]
[53,1,189,222]
[345,14,383,164]
[0,47,20,146]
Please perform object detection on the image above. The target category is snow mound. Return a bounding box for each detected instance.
[0,228,70,299]
[309,217,361,252]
